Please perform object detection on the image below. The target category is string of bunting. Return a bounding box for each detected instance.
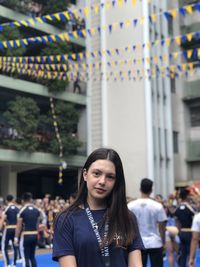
[0,1,199,32]
[0,28,199,61]
[1,60,199,82]
[49,97,66,184]
[0,0,199,52]
[1,47,200,72]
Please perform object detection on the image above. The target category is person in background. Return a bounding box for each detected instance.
[53,147,144,267]
[14,192,42,267]
[128,178,167,267]
[1,195,19,267]
[174,189,195,267]
[188,211,200,267]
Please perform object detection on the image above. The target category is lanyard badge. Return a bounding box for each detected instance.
[85,203,110,267]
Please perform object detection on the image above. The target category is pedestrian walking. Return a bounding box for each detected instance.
[53,147,144,267]
[188,211,200,267]
[1,194,19,267]
[14,192,42,267]
[128,178,167,267]
[174,189,195,267]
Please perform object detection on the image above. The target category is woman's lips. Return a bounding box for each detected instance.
[95,188,106,194]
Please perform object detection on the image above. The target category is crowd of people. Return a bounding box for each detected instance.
[0,148,200,267]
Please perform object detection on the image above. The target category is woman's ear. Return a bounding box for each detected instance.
[83,169,87,182]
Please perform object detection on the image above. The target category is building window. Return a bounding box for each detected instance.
[190,106,200,127]
[173,131,179,154]
[170,78,176,93]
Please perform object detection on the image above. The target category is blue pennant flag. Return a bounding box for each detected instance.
[106,50,111,56]
[120,22,124,29]
[109,25,112,33]
[181,35,187,44]
[133,19,138,27]
[60,13,66,22]
[194,32,200,40]
[112,1,116,7]
[182,51,187,60]
[164,12,171,21]
[0,25,3,31]
[97,27,101,34]
[194,3,200,12]
[179,8,186,16]
[177,65,182,72]
[115,49,119,55]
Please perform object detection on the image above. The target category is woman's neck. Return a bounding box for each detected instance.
[86,196,107,210]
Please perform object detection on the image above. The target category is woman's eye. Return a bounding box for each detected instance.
[107,176,115,180]
[93,172,100,177]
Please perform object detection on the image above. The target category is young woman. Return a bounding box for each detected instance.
[53,148,144,267]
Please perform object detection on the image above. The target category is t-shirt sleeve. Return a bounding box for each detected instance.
[127,212,145,253]
[52,212,75,261]
[191,214,200,232]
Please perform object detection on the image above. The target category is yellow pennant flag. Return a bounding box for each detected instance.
[182,63,187,72]
[146,57,150,64]
[94,4,99,14]
[36,17,43,23]
[79,53,83,60]
[84,7,89,17]
[46,15,53,21]
[81,29,86,37]
[72,31,78,39]
[50,35,56,42]
[175,36,181,45]
[151,14,156,22]
[72,54,76,60]
[140,16,144,25]
[63,11,70,20]
[166,38,171,47]
[106,1,111,10]
[169,9,177,18]
[63,33,70,41]
[3,41,8,48]
[117,0,123,8]
[16,40,20,47]
[186,33,193,42]
[21,20,28,27]
[132,0,137,7]
[187,50,193,59]
[14,22,20,27]
[154,56,158,64]
[198,48,200,57]
[56,55,61,62]
[37,57,41,63]
[22,39,28,45]
[188,62,194,72]
[50,56,54,62]
[55,13,61,21]
[43,36,48,42]
[185,5,193,14]
[91,28,96,36]
[9,41,14,47]
[125,19,131,28]
[173,52,179,59]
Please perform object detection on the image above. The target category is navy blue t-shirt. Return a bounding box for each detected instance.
[52,207,144,267]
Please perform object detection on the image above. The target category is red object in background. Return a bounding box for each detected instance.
[187,182,200,196]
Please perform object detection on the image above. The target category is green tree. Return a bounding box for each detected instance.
[0,26,26,56]
[40,42,72,93]
[49,101,81,155]
[3,96,40,151]
[42,0,70,29]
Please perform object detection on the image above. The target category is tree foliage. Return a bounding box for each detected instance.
[0,26,26,56]
[3,96,40,151]
[49,101,81,155]
[40,42,72,93]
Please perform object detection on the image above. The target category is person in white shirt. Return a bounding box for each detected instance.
[188,212,200,267]
[128,178,167,267]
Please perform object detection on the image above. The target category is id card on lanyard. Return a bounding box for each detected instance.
[84,203,110,267]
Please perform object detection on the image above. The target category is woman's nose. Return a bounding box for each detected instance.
[99,175,106,184]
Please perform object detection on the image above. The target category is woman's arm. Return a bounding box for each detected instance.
[128,249,143,267]
[59,255,77,267]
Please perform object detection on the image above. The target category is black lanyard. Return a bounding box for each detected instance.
[85,203,110,267]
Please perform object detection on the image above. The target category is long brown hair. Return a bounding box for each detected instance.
[57,148,138,247]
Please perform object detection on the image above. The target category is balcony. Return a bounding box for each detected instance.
[0,148,86,167]
[183,78,200,101]
[0,5,85,47]
[187,140,200,162]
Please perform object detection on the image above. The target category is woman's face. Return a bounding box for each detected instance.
[83,159,116,205]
